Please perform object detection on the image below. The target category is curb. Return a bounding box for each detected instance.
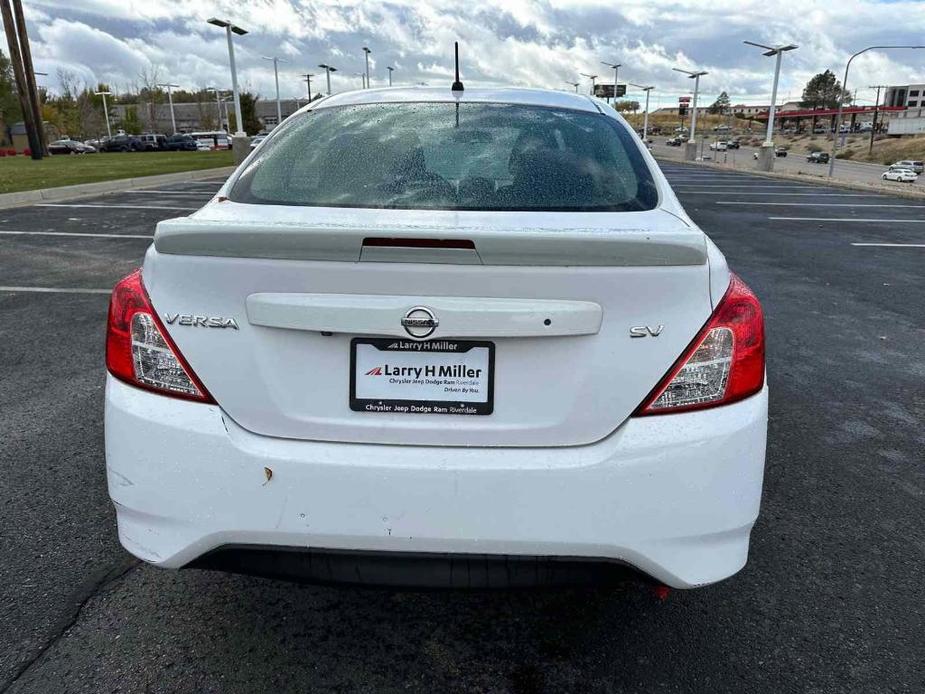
[0,166,236,210]
[654,153,925,201]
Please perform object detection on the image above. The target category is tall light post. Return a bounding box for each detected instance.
[156,82,179,133]
[744,41,798,147]
[319,63,337,95]
[828,45,925,177]
[262,56,288,127]
[206,87,226,130]
[354,72,366,89]
[601,61,621,103]
[387,66,394,86]
[301,73,315,100]
[362,47,371,88]
[629,83,654,141]
[565,81,580,93]
[672,67,707,146]
[94,90,112,138]
[207,17,248,136]
[580,72,598,96]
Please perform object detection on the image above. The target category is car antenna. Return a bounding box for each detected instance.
[451,41,464,92]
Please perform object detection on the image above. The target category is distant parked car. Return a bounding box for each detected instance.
[48,139,96,155]
[665,137,683,146]
[195,139,213,151]
[726,140,740,149]
[774,147,788,157]
[806,151,829,164]
[882,168,918,183]
[712,124,731,132]
[709,141,728,151]
[101,134,143,152]
[190,131,232,150]
[249,133,268,150]
[812,125,828,134]
[890,160,924,174]
[139,134,168,151]
[164,134,198,151]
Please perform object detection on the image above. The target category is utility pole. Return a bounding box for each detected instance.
[156,83,179,133]
[301,73,314,100]
[387,66,394,86]
[868,84,887,155]
[1,0,41,157]
[12,0,45,154]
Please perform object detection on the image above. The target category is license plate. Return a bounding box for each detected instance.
[350,338,494,415]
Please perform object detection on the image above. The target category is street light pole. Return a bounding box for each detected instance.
[580,73,598,96]
[95,90,112,138]
[387,66,394,86]
[363,47,371,88]
[565,81,580,93]
[672,68,708,142]
[156,83,179,133]
[744,41,798,146]
[208,18,248,136]
[262,56,287,127]
[828,45,925,177]
[206,88,225,130]
[319,64,337,95]
[630,83,654,141]
[601,61,621,104]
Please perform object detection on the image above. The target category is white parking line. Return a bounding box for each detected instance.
[718,201,925,208]
[674,184,819,189]
[675,191,881,196]
[124,190,217,196]
[851,243,925,247]
[36,203,198,211]
[0,286,110,294]
[769,216,925,223]
[0,230,152,239]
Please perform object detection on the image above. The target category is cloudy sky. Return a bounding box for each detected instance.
[7,0,925,108]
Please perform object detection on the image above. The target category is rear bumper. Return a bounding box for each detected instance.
[104,376,768,589]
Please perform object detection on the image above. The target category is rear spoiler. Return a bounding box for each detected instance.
[153,218,707,267]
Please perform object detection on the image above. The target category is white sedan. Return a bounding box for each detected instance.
[104,87,768,590]
[882,168,918,183]
[709,141,728,151]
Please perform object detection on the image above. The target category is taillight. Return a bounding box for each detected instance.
[635,273,764,415]
[106,269,215,403]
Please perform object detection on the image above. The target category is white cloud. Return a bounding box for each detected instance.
[10,0,925,108]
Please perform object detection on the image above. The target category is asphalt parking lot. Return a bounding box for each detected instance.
[1,166,923,693]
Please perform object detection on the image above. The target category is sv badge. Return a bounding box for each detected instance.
[630,325,664,338]
[164,313,240,329]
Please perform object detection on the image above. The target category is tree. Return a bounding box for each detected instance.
[800,70,851,110]
[117,105,142,133]
[227,91,262,135]
[614,100,640,113]
[709,91,730,115]
[0,48,23,131]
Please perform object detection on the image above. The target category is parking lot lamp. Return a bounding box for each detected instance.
[387,66,394,86]
[601,61,621,103]
[319,64,337,95]
[207,17,247,136]
[262,56,287,127]
[672,68,708,143]
[565,81,579,93]
[363,47,372,88]
[156,83,179,134]
[828,45,925,177]
[630,83,655,140]
[744,41,798,147]
[580,73,597,95]
[206,87,225,129]
[94,90,112,138]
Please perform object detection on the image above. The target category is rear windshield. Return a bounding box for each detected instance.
[229,103,658,211]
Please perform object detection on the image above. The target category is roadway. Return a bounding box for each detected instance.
[1,167,923,692]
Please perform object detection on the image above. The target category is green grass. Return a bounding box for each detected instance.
[0,150,235,194]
